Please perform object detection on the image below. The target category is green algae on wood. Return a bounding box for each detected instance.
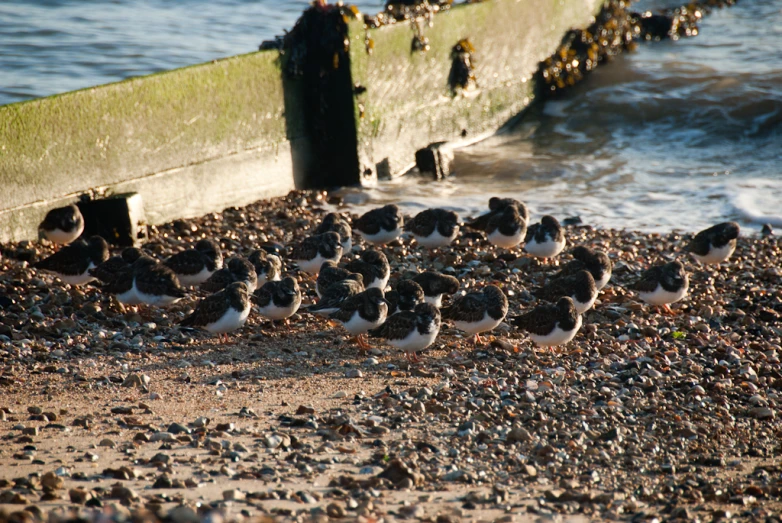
[349,0,605,178]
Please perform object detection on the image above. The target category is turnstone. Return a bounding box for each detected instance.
[629,260,689,313]
[201,256,258,293]
[512,296,582,348]
[466,197,528,231]
[486,206,527,249]
[329,287,389,350]
[534,270,597,314]
[248,249,282,288]
[253,277,302,323]
[386,280,425,315]
[39,204,84,246]
[344,249,391,290]
[353,204,403,246]
[34,235,109,285]
[308,273,364,315]
[133,257,187,307]
[552,246,612,290]
[316,261,360,298]
[404,208,460,249]
[314,212,353,253]
[411,270,460,307]
[524,215,566,259]
[164,239,223,286]
[102,254,156,307]
[441,284,508,344]
[90,247,144,284]
[290,231,343,275]
[686,221,740,265]
[180,281,251,341]
[368,303,441,363]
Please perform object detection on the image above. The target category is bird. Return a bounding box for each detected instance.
[368,303,441,363]
[39,204,84,246]
[441,284,508,344]
[686,222,740,265]
[524,215,566,259]
[386,280,425,315]
[353,204,403,246]
[101,252,157,307]
[551,246,612,290]
[512,297,582,349]
[344,249,390,290]
[253,277,302,323]
[534,270,597,315]
[164,239,223,286]
[404,208,460,249]
[290,231,343,275]
[133,257,187,307]
[411,271,460,307]
[180,282,251,341]
[201,257,258,293]
[248,249,282,288]
[486,206,527,249]
[89,247,144,284]
[314,212,353,254]
[316,261,360,299]
[328,287,389,350]
[466,197,528,231]
[33,235,109,286]
[628,260,689,314]
[308,274,364,315]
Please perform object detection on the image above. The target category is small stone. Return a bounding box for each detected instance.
[41,471,64,490]
[22,427,38,436]
[326,502,346,518]
[223,489,245,501]
[751,407,774,420]
[69,488,91,504]
[98,438,116,448]
[150,432,175,442]
[523,464,537,478]
[345,369,363,378]
[121,374,151,390]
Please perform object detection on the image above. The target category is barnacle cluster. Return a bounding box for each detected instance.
[448,38,477,94]
[364,0,452,29]
[538,0,638,95]
[538,0,739,97]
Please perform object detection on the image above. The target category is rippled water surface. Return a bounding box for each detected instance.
[341,0,782,232]
[2,0,781,232]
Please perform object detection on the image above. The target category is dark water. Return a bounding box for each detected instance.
[2,0,781,232]
[0,0,382,104]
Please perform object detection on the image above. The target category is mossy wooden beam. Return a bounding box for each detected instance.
[350,0,604,178]
[0,51,306,243]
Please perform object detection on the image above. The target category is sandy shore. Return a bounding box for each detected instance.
[1,190,781,523]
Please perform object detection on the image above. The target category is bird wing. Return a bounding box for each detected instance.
[201,268,234,292]
[90,256,129,283]
[181,292,230,328]
[136,264,185,297]
[252,284,274,308]
[442,292,486,322]
[368,311,416,340]
[628,266,663,292]
[329,293,365,322]
[34,244,89,275]
[512,304,558,336]
[165,250,205,276]
[405,210,437,237]
[290,236,319,260]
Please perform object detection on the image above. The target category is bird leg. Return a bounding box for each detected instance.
[472,333,483,346]
[355,335,370,351]
[662,304,677,316]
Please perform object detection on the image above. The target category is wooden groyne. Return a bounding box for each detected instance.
[0,0,603,243]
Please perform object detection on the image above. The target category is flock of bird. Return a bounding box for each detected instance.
[31,198,742,362]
